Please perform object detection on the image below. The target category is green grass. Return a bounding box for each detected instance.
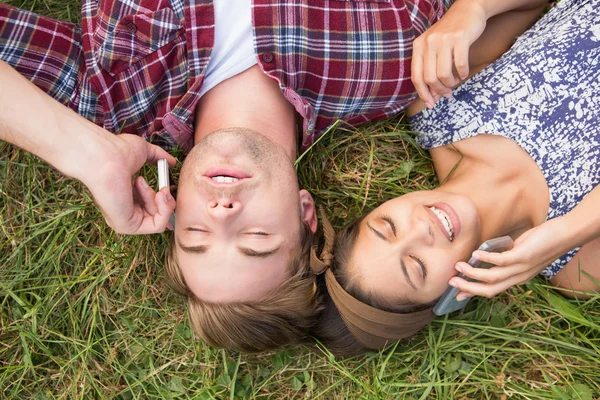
[1,1,600,399]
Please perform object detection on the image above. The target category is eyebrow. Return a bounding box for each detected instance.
[237,246,281,258]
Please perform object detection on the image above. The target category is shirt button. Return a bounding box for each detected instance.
[262,52,274,63]
[126,22,138,33]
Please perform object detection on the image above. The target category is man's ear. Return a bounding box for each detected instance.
[299,189,318,233]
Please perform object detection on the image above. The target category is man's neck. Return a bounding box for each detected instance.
[194,65,297,160]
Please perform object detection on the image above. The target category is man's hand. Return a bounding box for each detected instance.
[83,134,177,235]
[411,1,487,108]
[448,219,571,300]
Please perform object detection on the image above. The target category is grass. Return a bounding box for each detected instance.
[1,0,599,399]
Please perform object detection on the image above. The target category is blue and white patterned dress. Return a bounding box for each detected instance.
[408,0,600,279]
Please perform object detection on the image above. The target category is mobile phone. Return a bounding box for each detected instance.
[433,236,513,316]
[158,159,170,190]
[157,159,176,229]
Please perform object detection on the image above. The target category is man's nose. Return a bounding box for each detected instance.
[207,198,242,219]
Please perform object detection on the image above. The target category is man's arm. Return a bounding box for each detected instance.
[0,59,176,234]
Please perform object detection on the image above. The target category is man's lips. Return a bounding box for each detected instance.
[203,167,252,180]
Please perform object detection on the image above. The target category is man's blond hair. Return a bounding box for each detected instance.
[164,222,321,352]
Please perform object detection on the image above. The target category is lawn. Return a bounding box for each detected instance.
[1,0,599,398]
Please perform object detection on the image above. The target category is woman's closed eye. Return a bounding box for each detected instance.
[410,255,427,280]
[380,214,397,236]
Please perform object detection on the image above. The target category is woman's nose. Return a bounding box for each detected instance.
[412,217,434,245]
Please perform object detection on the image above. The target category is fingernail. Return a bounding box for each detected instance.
[472,251,481,259]
[456,293,468,301]
[140,177,149,188]
[448,279,457,287]
[444,93,452,99]
[455,264,462,273]
[165,192,172,202]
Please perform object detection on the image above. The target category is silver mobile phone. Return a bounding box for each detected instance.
[157,159,176,228]
[433,236,513,316]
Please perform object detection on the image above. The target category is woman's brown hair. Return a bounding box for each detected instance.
[313,215,437,357]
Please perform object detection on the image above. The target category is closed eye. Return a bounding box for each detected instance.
[380,214,397,237]
[410,255,427,280]
[247,231,268,236]
[186,227,210,233]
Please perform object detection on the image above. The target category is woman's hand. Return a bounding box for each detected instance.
[411,0,488,108]
[448,218,571,300]
[82,134,178,235]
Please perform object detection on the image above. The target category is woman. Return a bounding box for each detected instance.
[312,0,600,356]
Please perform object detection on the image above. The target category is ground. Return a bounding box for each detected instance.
[1,0,599,398]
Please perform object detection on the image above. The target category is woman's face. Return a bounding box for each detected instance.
[350,190,482,306]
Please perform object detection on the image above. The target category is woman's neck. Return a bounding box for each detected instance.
[433,135,549,242]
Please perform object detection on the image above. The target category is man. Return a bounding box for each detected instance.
[0,0,546,351]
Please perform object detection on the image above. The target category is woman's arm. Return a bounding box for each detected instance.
[0,59,176,234]
[448,184,600,300]
[411,0,547,109]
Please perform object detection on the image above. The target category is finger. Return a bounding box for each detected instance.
[453,40,470,81]
[146,143,177,167]
[132,189,176,234]
[449,274,524,299]
[455,291,474,302]
[135,176,158,216]
[423,44,448,100]
[436,45,458,92]
[153,188,176,230]
[472,248,520,266]
[411,41,435,107]
[455,261,526,285]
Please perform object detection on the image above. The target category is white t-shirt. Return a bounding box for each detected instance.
[199,0,258,97]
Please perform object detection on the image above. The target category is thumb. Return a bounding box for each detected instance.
[513,227,535,247]
[157,187,176,216]
[146,143,177,167]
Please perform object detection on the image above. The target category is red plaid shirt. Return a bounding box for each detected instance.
[2,0,452,152]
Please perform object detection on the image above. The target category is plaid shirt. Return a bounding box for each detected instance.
[1,0,451,153]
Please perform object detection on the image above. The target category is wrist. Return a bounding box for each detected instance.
[453,0,490,19]
[55,121,119,186]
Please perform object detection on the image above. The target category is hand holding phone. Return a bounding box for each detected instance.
[433,236,513,316]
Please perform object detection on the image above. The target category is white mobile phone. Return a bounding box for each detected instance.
[157,159,176,228]
[158,159,169,190]
[433,236,513,316]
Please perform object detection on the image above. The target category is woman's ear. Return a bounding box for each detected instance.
[299,189,318,233]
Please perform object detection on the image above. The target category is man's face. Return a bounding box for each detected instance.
[174,129,316,303]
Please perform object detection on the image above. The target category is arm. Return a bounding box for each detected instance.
[448,184,600,300]
[0,59,176,234]
[411,0,547,109]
